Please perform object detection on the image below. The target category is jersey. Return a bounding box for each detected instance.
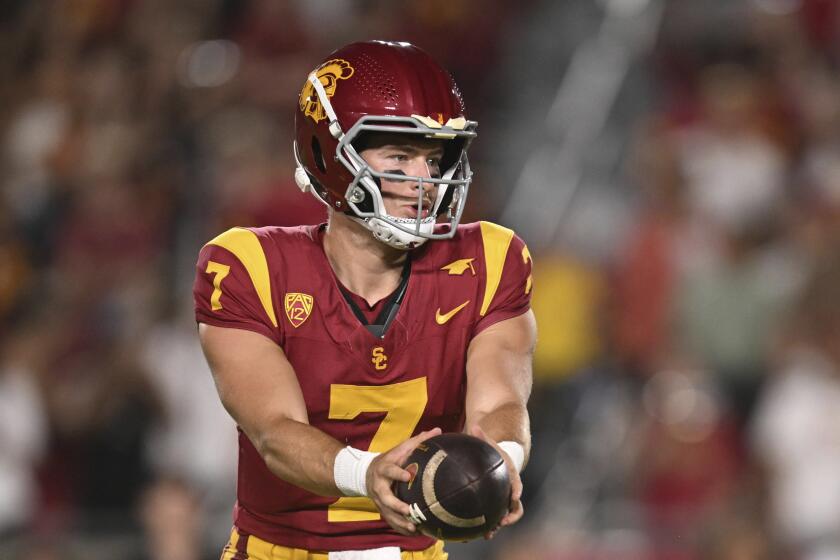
[193,221,533,552]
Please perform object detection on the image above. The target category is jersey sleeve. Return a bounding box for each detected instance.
[474,221,534,334]
[194,227,283,345]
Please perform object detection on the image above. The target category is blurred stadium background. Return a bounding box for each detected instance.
[2,0,840,558]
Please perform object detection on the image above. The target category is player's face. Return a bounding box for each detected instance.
[359,135,445,219]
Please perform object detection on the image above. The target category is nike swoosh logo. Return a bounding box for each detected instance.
[435,300,470,325]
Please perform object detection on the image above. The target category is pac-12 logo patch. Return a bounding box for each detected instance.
[284,293,314,328]
[299,58,354,123]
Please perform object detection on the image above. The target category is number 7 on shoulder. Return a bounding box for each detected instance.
[206,261,231,311]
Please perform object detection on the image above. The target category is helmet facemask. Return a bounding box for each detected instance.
[340,117,475,249]
[295,68,477,250]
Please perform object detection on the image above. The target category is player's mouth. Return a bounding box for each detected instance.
[386,193,432,219]
[398,201,432,219]
[401,206,429,218]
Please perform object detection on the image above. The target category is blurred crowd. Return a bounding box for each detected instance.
[3,1,840,559]
[0,1,522,559]
[513,2,840,559]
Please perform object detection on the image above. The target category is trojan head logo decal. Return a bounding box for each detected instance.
[299,59,354,123]
[284,293,314,328]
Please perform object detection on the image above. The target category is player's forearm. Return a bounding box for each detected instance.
[246,417,345,497]
[466,402,531,460]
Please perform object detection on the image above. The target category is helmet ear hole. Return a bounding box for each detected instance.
[311,136,326,173]
[440,138,464,172]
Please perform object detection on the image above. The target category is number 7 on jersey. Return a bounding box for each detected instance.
[328,377,428,522]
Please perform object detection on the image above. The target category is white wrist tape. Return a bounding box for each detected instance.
[334,446,379,497]
[498,441,525,473]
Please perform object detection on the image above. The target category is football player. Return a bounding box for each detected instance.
[194,41,536,559]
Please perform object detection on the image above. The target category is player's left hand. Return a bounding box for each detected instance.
[469,425,524,539]
[366,427,443,536]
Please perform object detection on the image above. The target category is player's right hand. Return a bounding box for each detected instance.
[470,425,525,540]
[366,427,442,536]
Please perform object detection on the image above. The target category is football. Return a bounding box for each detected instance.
[394,433,511,541]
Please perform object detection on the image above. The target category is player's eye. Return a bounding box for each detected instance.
[427,158,442,178]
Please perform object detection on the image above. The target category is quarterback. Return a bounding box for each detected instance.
[194,41,536,559]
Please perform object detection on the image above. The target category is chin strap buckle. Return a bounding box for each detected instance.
[294,166,312,193]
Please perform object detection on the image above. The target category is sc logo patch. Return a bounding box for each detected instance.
[371,347,388,371]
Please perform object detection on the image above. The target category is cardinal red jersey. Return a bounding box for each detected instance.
[193,221,533,552]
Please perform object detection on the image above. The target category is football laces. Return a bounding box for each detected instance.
[407,503,427,525]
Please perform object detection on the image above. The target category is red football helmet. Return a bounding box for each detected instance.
[294,40,477,249]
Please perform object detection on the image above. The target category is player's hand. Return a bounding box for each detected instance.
[469,425,524,539]
[366,427,442,536]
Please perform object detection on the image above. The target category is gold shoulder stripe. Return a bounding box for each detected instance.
[479,221,515,316]
[206,228,278,328]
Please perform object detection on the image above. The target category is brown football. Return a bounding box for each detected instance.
[393,433,511,541]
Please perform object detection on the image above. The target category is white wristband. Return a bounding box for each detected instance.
[334,446,379,497]
[498,441,525,473]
